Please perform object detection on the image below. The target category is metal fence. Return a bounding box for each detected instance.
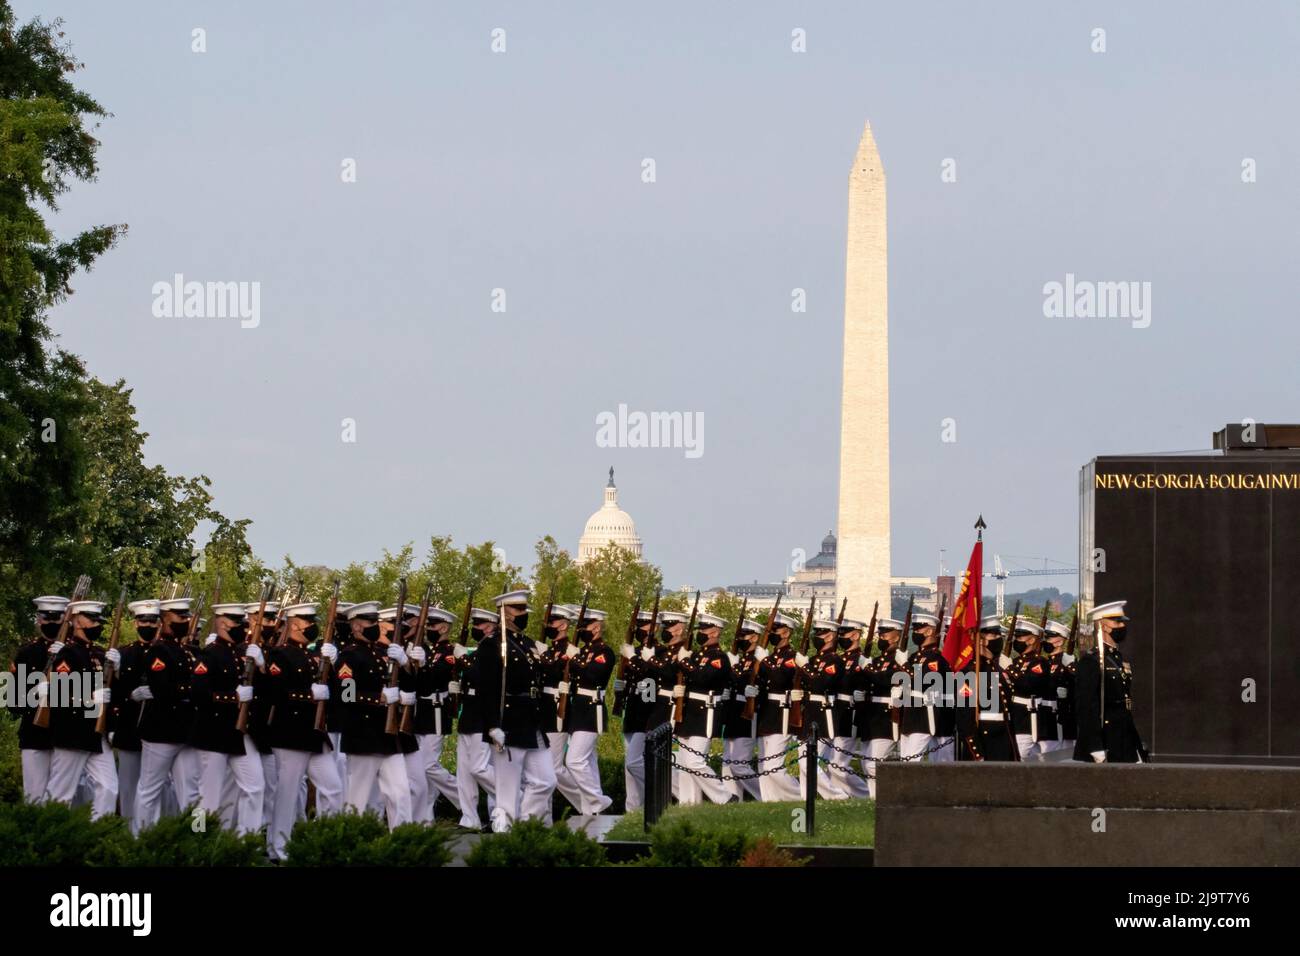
[643,721,674,831]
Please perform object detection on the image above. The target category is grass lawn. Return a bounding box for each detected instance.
[606,798,875,847]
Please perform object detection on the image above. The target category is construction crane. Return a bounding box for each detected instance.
[984,555,1077,615]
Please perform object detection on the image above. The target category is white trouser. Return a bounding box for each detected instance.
[1016,734,1043,761]
[415,734,461,813]
[798,740,849,800]
[830,736,871,798]
[674,736,732,805]
[563,731,610,814]
[198,736,265,836]
[721,737,762,801]
[865,737,896,798]
[258,752,277,827]
[329,732,345,777]
[623,732,645,812]
[135,742,200,834]
[115,749,141,825]
[270,747,343,860]
[21,749,52,803]
[397,750,428,823]
[900,733,935,762]
[930,736,956,763]
[47,742,118,819]
[548,731,583,815]
[456,734,496,829]
[345,753,411,828]
[1041,737,1071,753]
[491,737,557,831]
[757,735,802,802]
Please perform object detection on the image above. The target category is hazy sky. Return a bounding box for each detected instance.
[29,1,1300,591]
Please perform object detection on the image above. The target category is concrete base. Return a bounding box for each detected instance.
[875,762,1300,866]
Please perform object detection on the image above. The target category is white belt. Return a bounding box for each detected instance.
[576,688,604,700]
[657,690,675,700]
[419,691,446,703]
[835,694,855,703]
[977,712,1004,722]
[687,691,718,703]
[871,696,894,704]
[542,687,560,697]
[766,693,790,704]
[808,694,831,705]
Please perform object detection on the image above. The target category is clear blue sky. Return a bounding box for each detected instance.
[28,1,1300,589]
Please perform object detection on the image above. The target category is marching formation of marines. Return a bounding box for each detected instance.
[7,581,1147,853]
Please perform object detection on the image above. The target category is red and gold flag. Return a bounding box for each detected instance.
[942,537,983,669]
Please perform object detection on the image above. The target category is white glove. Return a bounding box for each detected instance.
[557,681,570,695]
[752,646,769,662]
[446,681,461,694]
[533,641,548,656]
[399,691,417,706]
[1062,653,1075,666]
[640,647,653,661]
[999,654,1013,670]
[244,644,263,665]
[386,645,408,666]
[310,683,330,701]
[49,641,65,657]
[564,644,579,659]
[852,690,866,702]
[672,685,685,699]
[381,686,401,705]
[676,647,690,662]
[105,648,121,668]
[743,685,759,699]
[794,653,808,667]
[612,680,626,692]
[452,644,468,659]
[1057,686,1068,698]
[1091,751,1106,764]
[621,644,635,660]
[488,728,506,749]
[204,634,217,647]
[92,687,110,705]
[321,643,338,662]
[894,649,908,666]
[130,685,153,702]
[236,685,254,703]
[408,645,426,665]
[858,654,870,668]
[790,689,804,701]
[726,652,738,666]
[34,680,49,705]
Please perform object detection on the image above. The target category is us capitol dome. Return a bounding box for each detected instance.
[578,467,643,563]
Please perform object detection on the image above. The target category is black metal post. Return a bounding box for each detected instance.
[804,719,817,836]
[643,721,672,832]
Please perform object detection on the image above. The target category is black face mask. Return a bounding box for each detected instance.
[512,613,529,632]
[39,621,61,639]
[334,622,349,641]
[361,624,380,642]
[1110,626,1127,644]
[136,624,159,641]
[170,621,190,639]
[836,637,853,651]
[876,637,891,653]
[228,623,247,642]
[576,628,593,643]
[543,625,559,640]
[303,623,319,641]
[1012,639,1029,655]
[84,624,104,641]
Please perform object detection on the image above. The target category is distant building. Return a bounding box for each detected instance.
[577,467,643,563]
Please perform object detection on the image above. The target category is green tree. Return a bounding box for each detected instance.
[1,6,124,650]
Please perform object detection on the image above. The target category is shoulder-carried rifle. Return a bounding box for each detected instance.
[1065,608,1079,657]
[93,586,128,735]
[1004,600,1021,662]
[312,579,342,732]
[383,577,408,735]
[449,586,475,713]
[790,595,818,729]
[864,600,878,654]
[235,581,272,732]
[740,594,780,721]
[672,591,700,726]
[613,592,641,713]
[32,574,90,729]
[557,588,590,723]
[398,580,435,734]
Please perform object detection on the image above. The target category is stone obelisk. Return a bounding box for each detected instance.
[836,122,891,618]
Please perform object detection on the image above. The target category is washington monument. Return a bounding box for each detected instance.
[836,122,892,617]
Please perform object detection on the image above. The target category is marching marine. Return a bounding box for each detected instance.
[562,606,615,815]
[1074,600,1148,763]
[9,596,68,802]
[672,612,735,805]
[1006,619,1059,761]
[899,612,956,763]
[720,618,764,801]
[954,616,1016,762]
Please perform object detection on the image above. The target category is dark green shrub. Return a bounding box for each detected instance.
[0,713,22,805]
[597,756,626,813]
[740,837,807,867]
[644,818,752,867]
[127,809,266,866]
[0,799,132,866]
[367,822,455,866]
[466,818,607,867]
[285,810,388,866]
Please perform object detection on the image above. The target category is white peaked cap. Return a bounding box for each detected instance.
[737,619,764,635]
[547,605,578,621]
[284,603,318,618]
[1013,620,1044,637]
[773,613,800,629]
[911,613,939,629]
[1089,600,1129,623]
[838,618,867,631]
[67,600,107,616]
[581,608,607,622]
[160,598,193,613]
[812,618,840,632]
[244,601,279,615]
[378,604,421,621]
[470,607,500,624]
[493,589,531,608]
[344,601,381,619]
[658,612,687,624]
[876,618,903,633]
[1043,620,1071,639]
[426,608,457,626]
[128,599,161,617]
[977,615,1004,632]
[33,595,69,613]
[695,613,725,629]
[210,603,248,618]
